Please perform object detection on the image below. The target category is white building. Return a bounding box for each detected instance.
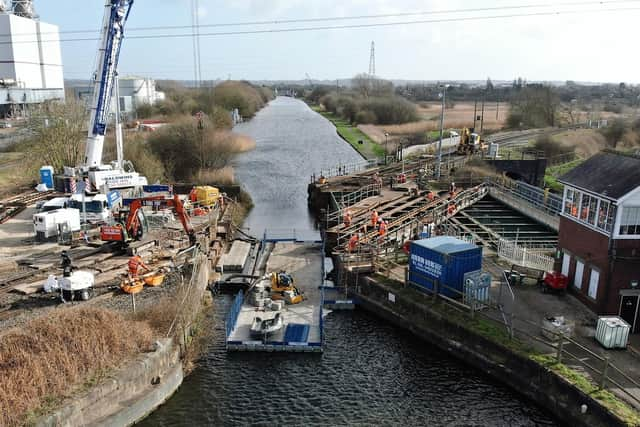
[0,1,65,117]
[74,76,165,120]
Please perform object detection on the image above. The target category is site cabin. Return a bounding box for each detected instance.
[33,208,81,241]
[557,150,640,332]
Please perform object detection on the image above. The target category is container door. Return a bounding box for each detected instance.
[573,260,584,290]
[620,296,639,333]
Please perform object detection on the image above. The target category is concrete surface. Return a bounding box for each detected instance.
[227,242,323,349]
[0,206,59,259]
[221,240,251,272]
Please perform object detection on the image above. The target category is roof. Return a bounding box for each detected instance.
[558,151,640,200]
[413,236,478,254]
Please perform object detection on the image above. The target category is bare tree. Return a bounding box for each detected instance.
[26,100,86,172]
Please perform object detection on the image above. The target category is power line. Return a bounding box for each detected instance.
[2,5,640,45]
[0,0,637,38]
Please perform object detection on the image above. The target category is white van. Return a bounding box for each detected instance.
[68,194,112,223]
[38,197,70,213]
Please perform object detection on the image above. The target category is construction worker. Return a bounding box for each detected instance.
[128,255,150,278]
[61,251,73,277]
[371,210,379,227]
[348,234,359,253]
[343,209,353,227]
[447,203,456,215]
[189,186,198,203]
[427,191,435,201]
[378,219,387,239]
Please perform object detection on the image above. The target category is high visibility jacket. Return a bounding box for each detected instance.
[343,211,352,226]
[348,235,359,252]
[378,221,387,236]
[371,211,379,226]
[128,256,148,275]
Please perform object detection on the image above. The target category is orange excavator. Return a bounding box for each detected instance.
[100,194,196,246]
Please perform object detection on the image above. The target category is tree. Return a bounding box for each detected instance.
[601,118,627,148]
[26,100,86,173]
[352,73,372,98]
[507,84,559,128]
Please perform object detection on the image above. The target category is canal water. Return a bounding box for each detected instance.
[140,97,559,426]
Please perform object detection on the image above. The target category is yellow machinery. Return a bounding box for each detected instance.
[270,271,304,304]
[194,186,220,206]
[457,128,485,155]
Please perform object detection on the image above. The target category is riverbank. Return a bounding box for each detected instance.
[310,105,383,160]
[340,268,639,427]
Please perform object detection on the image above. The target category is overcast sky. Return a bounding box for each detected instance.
[33,0,640,84]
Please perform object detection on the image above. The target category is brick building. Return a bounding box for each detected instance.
[557,150,640,332]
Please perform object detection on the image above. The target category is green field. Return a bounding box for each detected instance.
[311,106,383,160]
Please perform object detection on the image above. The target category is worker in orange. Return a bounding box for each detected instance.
[343,209,353,227]
[347,234,360,253]
[128,255,150,278]
[447,203,456,215]
[189,187,198,203]
[371,210,379,227]
[378,219,387,240]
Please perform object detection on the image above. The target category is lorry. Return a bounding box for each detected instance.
[33,208,81,241]
[68,194,112,223]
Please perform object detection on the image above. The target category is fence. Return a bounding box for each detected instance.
[489,177,563,217]
[225,290,244,337]
[497,238,554,272]
[312,159,377,182]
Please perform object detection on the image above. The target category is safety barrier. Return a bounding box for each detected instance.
[311,159,377,182]
[225,290,244,337]
[489,177,562,216]
[497,238,554,272]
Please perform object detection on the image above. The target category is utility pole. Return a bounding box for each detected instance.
[496,95,500,121]
[480,89,486,134]
[473,99,478,130]
[436,85,447,180]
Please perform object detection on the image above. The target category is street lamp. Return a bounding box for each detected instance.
[384,132,389,165]
[435,85,448,180]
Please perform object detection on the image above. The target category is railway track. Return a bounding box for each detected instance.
[0,190,62,224]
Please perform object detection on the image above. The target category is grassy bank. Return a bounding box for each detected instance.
[544,158,584,193]
[0,307,153,426]
[311,106,383,160]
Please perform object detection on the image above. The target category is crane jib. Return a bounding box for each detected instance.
[90,0,133,138]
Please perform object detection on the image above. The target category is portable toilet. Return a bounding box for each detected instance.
[39,166,54,189]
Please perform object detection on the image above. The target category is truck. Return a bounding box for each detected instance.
[68,194,112,223]
[33,208,81,241]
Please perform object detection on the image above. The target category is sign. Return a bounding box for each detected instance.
[100,225,124,241]
[106,190,121,208]
[410,253,443,279]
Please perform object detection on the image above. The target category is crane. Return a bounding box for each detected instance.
[70,0,147,190]
[100,195,197,246]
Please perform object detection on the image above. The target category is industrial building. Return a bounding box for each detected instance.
[0,0,65,117]
[73,76,166,121]
[557,150,640,332]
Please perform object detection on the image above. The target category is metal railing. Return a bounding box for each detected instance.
[225,290,244,337]
[497,238,555,272]
[489,177,562,217]
[311,159,378,182]
[341,183,382,207]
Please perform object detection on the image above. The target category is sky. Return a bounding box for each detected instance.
[30,0,640,84]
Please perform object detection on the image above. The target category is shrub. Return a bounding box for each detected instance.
[355,110,377,124]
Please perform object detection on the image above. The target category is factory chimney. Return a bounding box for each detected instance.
[12,0,35,19]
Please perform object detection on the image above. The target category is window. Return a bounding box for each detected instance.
[561,253,571,276]
[580,194,591,222]
[564,188,578,217]
[619,207,640,236]
[597,200,616,232]
[588,269,600,299]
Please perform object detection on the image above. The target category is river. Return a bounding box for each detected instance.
[140,97,559,426]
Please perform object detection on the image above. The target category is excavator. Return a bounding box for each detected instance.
[100,194,196,247]
[456,128,486,155]
[269,271,304,304]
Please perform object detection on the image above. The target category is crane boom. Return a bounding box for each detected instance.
[84,0,133,169]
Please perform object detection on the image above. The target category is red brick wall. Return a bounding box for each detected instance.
[558,216,610,312]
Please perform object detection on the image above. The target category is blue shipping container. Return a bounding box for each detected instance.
[409,236,482,298]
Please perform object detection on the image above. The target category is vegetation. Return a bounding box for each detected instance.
[531,354,640,426]
[313,107,383,159]
[137,80,274,121]
[0,307,153,426]
[544,158,584,193]
[507,85,560,128]
[147,115,255,182]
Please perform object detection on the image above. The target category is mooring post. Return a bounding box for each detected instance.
[131,293,136,314]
